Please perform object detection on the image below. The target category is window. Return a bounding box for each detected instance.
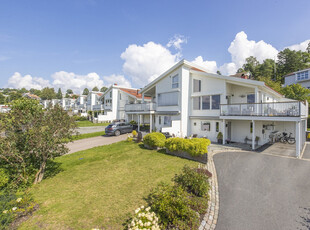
[216,122,219,132]
[250,122,253,133]
[202,96,210,110]
[247,94,255,103]
[119,93,122,100]
[201,122,210,131]
[164,116,172,126]
[193,97,201,110]
[159,116,161,125]
[193,79,201,92]
[211,95,220,110]
[158,92,179,106]
[172,74,179,88]
[110,92,112,97]
[297,71,309,81]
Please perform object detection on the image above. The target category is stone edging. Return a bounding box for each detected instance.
[199,152,219,230]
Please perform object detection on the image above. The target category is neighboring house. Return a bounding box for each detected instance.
[22,93,41,100]
[86,91,104,112]
[98,84,151,122]
[126,59,307,157]
[284,68,310,88]
[0,105,10,113]
[61,98,76,111]
[75,95,87,113]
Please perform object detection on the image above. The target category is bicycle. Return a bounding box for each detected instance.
[280,132,296,144]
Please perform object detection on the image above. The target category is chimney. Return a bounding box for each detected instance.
[114,83,118,86]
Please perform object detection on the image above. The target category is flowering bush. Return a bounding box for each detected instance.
[132,130,138,137]
[165,138,211,156]
[127,206,160,230]
[143,132,166,149]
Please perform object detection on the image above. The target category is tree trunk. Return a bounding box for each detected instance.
[33,161,46,184]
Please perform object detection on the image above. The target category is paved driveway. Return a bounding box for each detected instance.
[214,151,310,230]
[77,126,106,134]
[66,134,127,154]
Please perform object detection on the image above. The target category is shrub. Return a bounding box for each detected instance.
[143,132,166,148]
[173,165,210,197]
[165,138,211,156]
[126,206,160,230]
[132,130,138,137]
[0,168,9,188]
[129,120,137,125]
[73,115,88,121]
[147,183,200,230]
[127,137,133,142]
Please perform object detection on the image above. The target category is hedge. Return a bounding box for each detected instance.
[143,132,166,148]
[165,138,211,156]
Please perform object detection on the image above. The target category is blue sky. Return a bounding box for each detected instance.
[0,0,310,92]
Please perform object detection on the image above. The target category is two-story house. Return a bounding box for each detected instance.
[284,68,310,88]
[98,84,151,122]
[86,91,104,112]
[126,60,308,157]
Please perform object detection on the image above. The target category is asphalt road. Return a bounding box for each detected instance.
[66,134,127,154]
[214,151,310,230]
[77,126,107,134]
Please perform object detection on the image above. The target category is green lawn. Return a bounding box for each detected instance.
[76,120,110,127]
[72,131,106,141]
[19,141,197,230]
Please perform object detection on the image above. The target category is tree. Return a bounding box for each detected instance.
[280,84,310,101]
[100,87,108,92]
[242,56,260,79]
[41,87,56,100]
[216,70,222,75]
[66,89,73,94]
[257,76,282,93]
[257,59,276,80]
[7,91,22,102]
[307,42,310,54]
[83,88,89,95]
[92,86,99,91]
[19,88,28,94]
[0,98,77,185]
[0,93,5,104]
[56,88,63,99]
[29,88,42,97]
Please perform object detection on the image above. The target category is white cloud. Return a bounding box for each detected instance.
[121,41,179,87]
[103,74,131,88]
[6,72,50,90]
[285,39,310,51]
[192,56,218,74]
[52,71,104,93]
[167,34,187,51]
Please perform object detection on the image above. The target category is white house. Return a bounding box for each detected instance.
[284,68,310,88]
[75,95,87,113]
[125,60,308,157]
[98,84,151,122]
[86,91,104,112]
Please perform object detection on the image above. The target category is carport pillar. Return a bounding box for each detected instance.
[138,114,140,132]
[222,119,226,144]
[296,121,301,158]
[252,120,255,150]
[149,114,153,132]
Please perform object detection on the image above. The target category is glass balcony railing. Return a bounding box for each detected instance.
[125,102,157,112]
[220,101,306,117]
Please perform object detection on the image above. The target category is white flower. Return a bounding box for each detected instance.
[135,208,140,213]
[140,205,144,209]
[2,210,8,214]
[146,207,151,212]
[16,198,22,203]
[12,207,17,211]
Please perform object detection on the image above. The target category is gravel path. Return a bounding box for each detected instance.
[67,134,127,154]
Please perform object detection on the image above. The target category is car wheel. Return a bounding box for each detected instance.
[114,130,121,136]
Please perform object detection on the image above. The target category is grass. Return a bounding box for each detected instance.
[72,131,106,141]
[19,141,197,230]
[76,120,110,127]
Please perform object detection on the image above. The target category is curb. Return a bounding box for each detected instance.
[199,152,219,230]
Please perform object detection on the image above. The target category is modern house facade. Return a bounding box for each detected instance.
[125,60,308,157]
[284,68,310,88]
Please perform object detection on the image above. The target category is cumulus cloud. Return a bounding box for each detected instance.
[285,39,310,51]
[192,56,218,74]
[167,34,187,51]
[103,74,131,88]
[121,41,179,87]
[52,71,104,93]
[7,72,50,90]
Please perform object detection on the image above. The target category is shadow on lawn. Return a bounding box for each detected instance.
[43,160,63,180]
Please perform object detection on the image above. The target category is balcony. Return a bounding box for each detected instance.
[220,101,307,117]
[125,102,157,112]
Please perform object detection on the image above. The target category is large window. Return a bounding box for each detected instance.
[211,95,220,110]
[172,74,179,88]
[202,96,210,110]
[158,92,179,106]
[193,97,201,110]
[164,116,172,126]
[193,79,201,92]
[247,94,255,103]
[297,71,309,81]
[201,122,210,131]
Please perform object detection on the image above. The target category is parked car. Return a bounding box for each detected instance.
[105,122,133,136]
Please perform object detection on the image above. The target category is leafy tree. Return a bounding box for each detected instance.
[0,93,5,104]
[19,88,28,94]
[41,87,56,100]
[100,87,108,92]
[29,88,42,97]
[307,42,310,54]
[216,70,222,75]
[92,86,99,92]
[242,56,260,79]
[7,91,22,102]
[257,76,282,93]
[65,93,69,98]
[56,88,63,99]
[82,88,89,95]
[0,98,77,185]
[258,59,276,80]
[66,89,73,94]
[280,84,310,101]
[236,68,244,73]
